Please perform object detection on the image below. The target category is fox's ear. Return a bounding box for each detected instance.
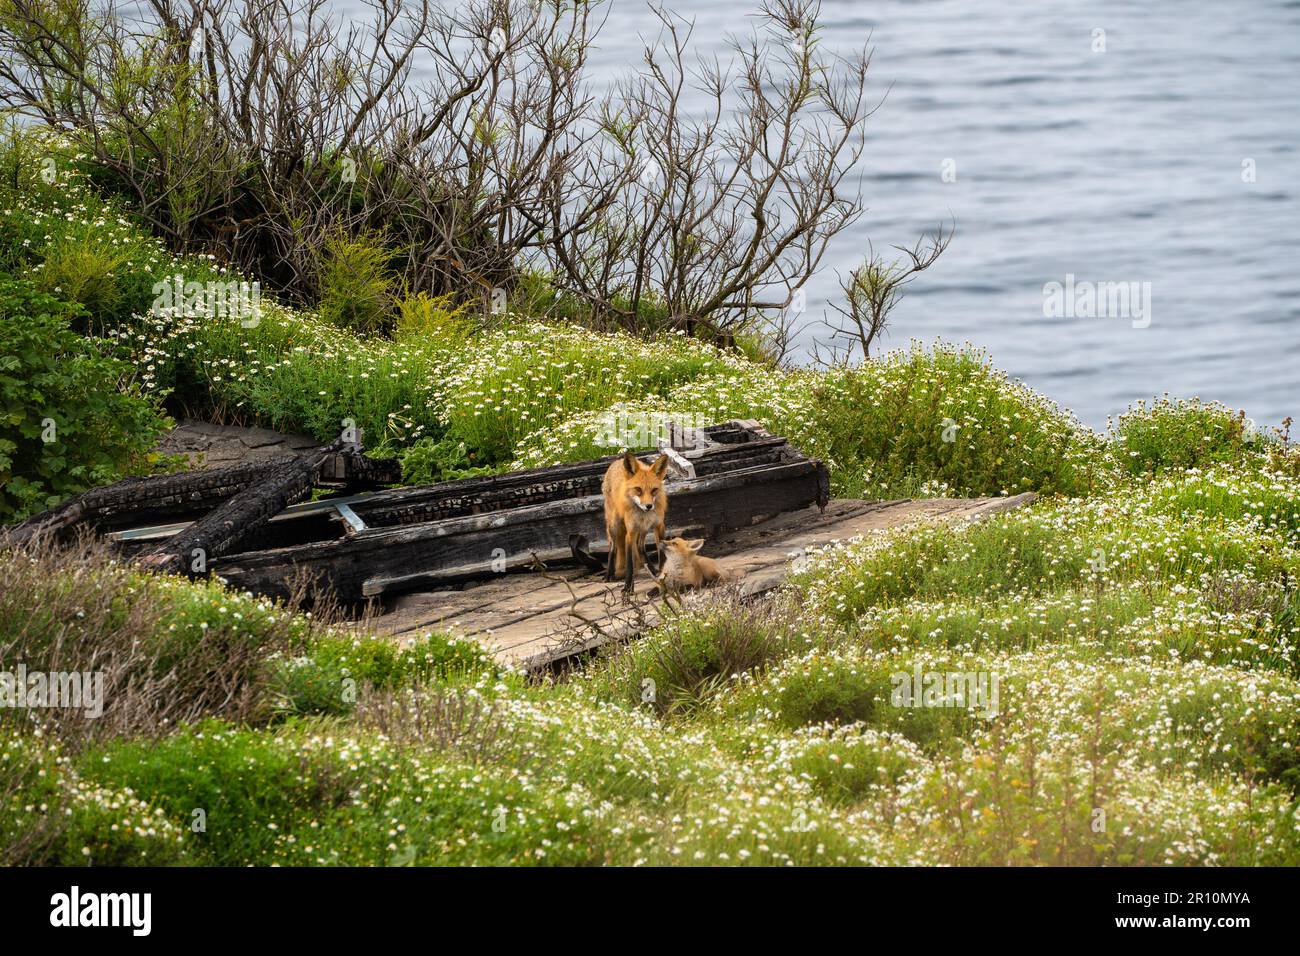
[621,451,639,475]
[688,538,705,552]
[651,454,670,477]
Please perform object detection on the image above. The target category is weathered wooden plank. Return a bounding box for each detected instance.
[373,494,1040,671]
[382,566,592,636]
[368,502,891,641]
[409,574,640,641]
[486,587,660,664]
[375,499,913,652]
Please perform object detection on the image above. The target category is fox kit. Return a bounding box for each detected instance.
[603,451,669,593]
[657,537,739,592]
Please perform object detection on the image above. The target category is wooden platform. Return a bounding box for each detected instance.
[369,494,1037,671]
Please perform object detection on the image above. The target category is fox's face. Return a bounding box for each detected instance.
[621,452,669,513]
[658,537,709,588]
[663,537,705,560]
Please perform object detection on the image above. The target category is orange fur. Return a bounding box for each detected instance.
[602,451,669,592]
[656,537,740,592]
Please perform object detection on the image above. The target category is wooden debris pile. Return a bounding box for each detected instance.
[3,421,828,604]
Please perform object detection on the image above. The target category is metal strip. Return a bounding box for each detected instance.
[108,491,377,542]
[334,502,367,533]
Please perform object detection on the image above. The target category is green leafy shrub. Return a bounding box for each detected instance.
[898,731,1300,866]
[754,724,928,806]
[1141,466,1300,547]
[718,648,974,743]
[82,720,624,866]
[82,721,356,865]
[1,728,188,866]
[115,298,451,447]
[794,489,1295,629]
[0,728,69,865]
[271,632,512,717]
[583,594,808,716]
[511,342,1111,499]
[1111,396,1258,476]
[316,230,399,335]
[809,345,1109,498]
[395,292,476,344]
[394,436,492,484]
[0,127,226,331]
[437,320,731,465]
[28,228,152,331]
[0,277,169,520]
[720,642,1300,790]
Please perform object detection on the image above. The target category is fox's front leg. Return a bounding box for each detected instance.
[622,526,639,593]
[652,520,666,575]
[605,516,622,582]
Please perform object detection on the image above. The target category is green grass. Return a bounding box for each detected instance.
[4,451,1298,865]
[1111,396,1260,477]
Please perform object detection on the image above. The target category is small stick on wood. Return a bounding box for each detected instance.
[529,551,611,638]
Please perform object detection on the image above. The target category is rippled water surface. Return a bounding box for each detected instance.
[348,0,1300,428]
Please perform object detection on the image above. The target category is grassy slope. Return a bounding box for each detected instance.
[2,130,1299,866]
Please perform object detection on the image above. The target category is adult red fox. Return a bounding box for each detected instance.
[657,537,742,592]
[602,451,669,592]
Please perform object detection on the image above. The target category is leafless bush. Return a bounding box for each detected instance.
[543,0,871,345]
[0,0,616,302]
[0,0,882,344]
[1199,570,1291,618]
[815,222,953,364]
[352,684,510,763]
[0,532,298,748]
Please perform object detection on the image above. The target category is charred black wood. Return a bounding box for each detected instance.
[0,461,280,546]
[1,448,400,547]
[317,451,402,488]
[274,436,795,532]
[137,440,345,576]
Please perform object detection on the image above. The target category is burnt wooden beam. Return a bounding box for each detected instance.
[317,450,402,488]
[112,436,805,559]
[0,461,280,547]
[304,437,796,530]
[137,440,345,576]
[4,420,772,552]
[1,447,400,547]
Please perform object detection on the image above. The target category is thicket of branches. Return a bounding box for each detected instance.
[0,0,885,348]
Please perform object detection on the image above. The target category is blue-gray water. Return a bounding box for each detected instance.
[360,0,1300,429]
